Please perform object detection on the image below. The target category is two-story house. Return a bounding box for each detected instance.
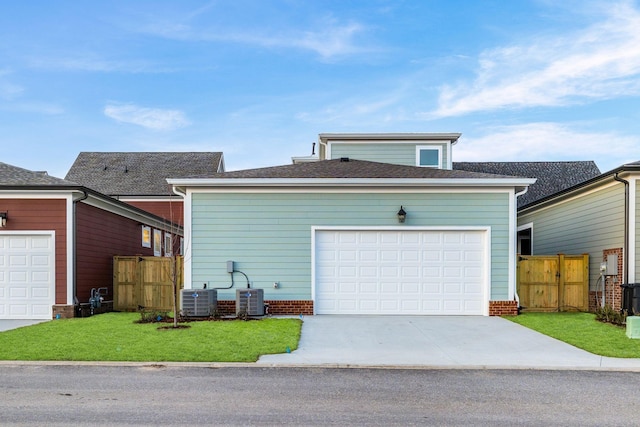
[168,133,535,316]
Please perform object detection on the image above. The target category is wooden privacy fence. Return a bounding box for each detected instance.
[113,256,183,312]
[517,254,589,312]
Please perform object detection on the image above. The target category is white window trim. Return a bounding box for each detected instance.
[416,145,442,168]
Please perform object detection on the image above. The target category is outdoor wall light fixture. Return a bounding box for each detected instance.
[397,206,406,223]
[0,212,7,227]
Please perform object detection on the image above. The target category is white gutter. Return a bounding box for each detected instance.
[512,185,531,307]
[167,177,536,188]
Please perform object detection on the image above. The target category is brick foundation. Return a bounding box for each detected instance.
[52,304,75,319]
[216,300,314,316]
[489,300,518,316]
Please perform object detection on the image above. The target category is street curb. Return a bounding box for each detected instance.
[3,359,640,372]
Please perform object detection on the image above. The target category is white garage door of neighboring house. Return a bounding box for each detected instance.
[0,233,55,320]
[314,229,488,315]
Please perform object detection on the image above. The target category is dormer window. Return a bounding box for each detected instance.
[416,146,442,168]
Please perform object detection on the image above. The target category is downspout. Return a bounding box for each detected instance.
[72,190,89,313]
[513,186,530,308]
[614,173,629,285]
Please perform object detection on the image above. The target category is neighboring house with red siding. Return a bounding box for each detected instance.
[0,161,180,320]
[65,152,224,225]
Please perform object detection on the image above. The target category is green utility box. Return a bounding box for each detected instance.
[626,316,640,339]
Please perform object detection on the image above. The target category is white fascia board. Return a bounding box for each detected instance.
[168,177,535,188]
[318,133,462,143]
[0,190,78,199]
[115,196,182,202]
[81,194,178,231]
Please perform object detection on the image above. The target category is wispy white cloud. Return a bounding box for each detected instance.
[454,122,638,172]
[26,54,189,74]
[104,103,191,131]
[430,1,640,117]
[139,13,370,60]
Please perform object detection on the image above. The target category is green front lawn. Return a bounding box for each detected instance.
[504,312,640,358]
[0,312,302,362]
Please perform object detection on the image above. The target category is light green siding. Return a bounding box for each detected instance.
[518,183,625,290]
[330,143,450,168]
[191,191,511,301]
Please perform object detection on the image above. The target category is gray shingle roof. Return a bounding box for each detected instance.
[0,162,78,186]
[453,161,601,208]
[207,158,520,179]
[65,152,223,196]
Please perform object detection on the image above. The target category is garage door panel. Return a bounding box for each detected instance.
[317,249,336,262]
[380,282,399,293]
[338,281,356,293]
[359,266,377,277]
[360,282,377,293]
[401,282,420,293]
[380,266,398,278]
[315,229,487,315]
[359,300,379,311]
[0,234,55,320]
[10,238,28,249]
[401,266,419,277]
[339,266,356,277]
[380,233,399,245]
[31,304,51,316]
[423,250,442,261]
[31,286,51,298]
[400,299,419,311]
[359,250,377,262]
[10,304,28,316]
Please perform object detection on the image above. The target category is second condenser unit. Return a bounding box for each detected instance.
[236,288,264,316]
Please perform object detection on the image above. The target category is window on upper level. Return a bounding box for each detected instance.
[416,146,442,168]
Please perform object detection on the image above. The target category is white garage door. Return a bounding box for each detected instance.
[0,233,55,320]
[315,229,487,315]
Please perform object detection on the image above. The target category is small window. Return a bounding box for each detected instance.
[518,227,532,255]
[416,146,442,168]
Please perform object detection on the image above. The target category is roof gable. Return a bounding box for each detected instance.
[65,152,224,196]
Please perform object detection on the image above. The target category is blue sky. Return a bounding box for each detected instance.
[1,0,639,178]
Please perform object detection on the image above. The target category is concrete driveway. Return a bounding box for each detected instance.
[258,315,640,370]
[0,320,47,332]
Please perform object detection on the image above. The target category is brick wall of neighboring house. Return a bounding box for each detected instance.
[489,300,519,316]
[0,198,68,304]
[590,248,624,312]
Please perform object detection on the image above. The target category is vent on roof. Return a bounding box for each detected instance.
[340,157,350,162]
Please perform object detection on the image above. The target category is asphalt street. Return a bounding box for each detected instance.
[1,365,640,426]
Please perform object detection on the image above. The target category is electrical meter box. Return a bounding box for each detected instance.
[605,254,618,276]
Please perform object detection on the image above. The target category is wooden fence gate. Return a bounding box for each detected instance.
[113,256,183,312]
[516,254,589,312]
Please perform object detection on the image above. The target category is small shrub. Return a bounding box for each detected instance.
[594,305,628,326]
[137,310,170,324]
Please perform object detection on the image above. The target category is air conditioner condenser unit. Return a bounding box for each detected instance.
[236,288,264,316]
[181,289,217,317]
